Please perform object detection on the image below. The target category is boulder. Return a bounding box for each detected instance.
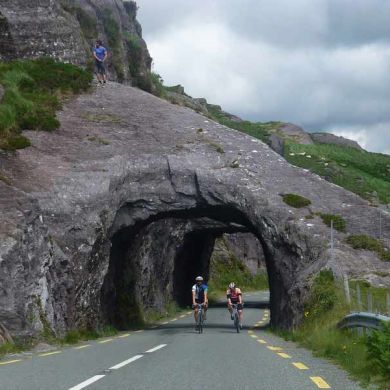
[311,132,364,151]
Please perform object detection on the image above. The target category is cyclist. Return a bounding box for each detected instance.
[93,40,108,85]
[192,276,208,330]
[227,282,243,329]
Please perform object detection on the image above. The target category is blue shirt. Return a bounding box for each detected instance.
[94,46,107,61]
[192,284,208,302]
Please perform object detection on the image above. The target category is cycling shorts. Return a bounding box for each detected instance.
[230,302,243,310]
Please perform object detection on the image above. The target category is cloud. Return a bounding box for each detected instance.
[136,0,390,154]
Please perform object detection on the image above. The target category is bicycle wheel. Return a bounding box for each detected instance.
[198,311,203,334]
[234,312,240,333]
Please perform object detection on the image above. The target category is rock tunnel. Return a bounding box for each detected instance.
[97,201,312,331]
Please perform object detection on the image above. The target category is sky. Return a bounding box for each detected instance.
[135,0,390,155]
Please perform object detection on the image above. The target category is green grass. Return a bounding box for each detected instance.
[207,104,280,143]
[349,280,390,314]
[284,142,390,204]
[0,58,92,150]
[275,270,390,389]
[282,193,311,208]
[346,235,390,262]
[316,212,346,232]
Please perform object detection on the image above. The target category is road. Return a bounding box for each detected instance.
[0,292,362,390]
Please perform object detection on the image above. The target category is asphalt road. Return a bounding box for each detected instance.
[0,292,363,390]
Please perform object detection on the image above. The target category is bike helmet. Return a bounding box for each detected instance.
[229,282,236,289]
[195,276,204,281]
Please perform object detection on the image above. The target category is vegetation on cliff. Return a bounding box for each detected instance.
[0,58,92,150]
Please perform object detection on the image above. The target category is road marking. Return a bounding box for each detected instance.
[250,334,257,339]
[310,377,331,389]
[267,346,283,351]
[69,374,105,390]
[0,359,21,365]
[170,318,178,322]
[248,330,254,334]
[110,354,143,370]
[39,351,62,357]
[257,339,267,344]
[277,352,291,359]
[292,362,309,370]
[135,330,144,333]
[74,345,91,350]
[187,311,192,315]
[118,333,131,338]
[145,344,167,353]
[180,314,186,318]
[162,321,169,325]
[150,326,158,329]
[98,338,113,344]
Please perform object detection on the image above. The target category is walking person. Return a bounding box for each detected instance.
[93,40,108,85]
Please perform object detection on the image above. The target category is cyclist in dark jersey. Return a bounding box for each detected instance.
[192,276,208,329]
[227,282,243,329]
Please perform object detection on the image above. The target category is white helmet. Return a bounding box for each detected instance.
[195,276,204,281]
[229,282,236,289]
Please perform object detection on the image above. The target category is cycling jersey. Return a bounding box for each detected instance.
[227,287,242,303]
[192,283,208,303]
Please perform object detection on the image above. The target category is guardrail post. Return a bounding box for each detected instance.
[367,291,373,313]
[356,284,362,311]
[343,275,351,305]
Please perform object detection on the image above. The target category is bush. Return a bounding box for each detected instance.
[0,58,92,149]
[347,235,390,262]
[282,193,311,208]
[367,321,390,381]
[317,213,346,232]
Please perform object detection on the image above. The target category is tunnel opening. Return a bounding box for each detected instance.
[100,205,273,330]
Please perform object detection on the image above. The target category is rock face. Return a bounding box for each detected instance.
[310,132,363,151]
[0,0,151,82]
[0,82,389,338]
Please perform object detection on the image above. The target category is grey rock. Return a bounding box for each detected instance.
[275,123,314,145]
[268,134,285,156]
[0,82,389,338]
[311,132,363,151]
[0,0,151,83]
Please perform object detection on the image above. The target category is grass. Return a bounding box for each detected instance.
[349,280,390,314]
[282,193,311,208]
[284,142,390,204]
[316,212,346,232]
[346,234,390,262]
[208,237,269,303]
[275,270,390,389]
[0,58,92,150]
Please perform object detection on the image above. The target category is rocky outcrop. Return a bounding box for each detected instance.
[0,0,151,83]
[311,132,363,151]
[0,82,389,338]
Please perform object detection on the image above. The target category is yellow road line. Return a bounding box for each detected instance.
[39,351,62,357]
[277,352,291,359]
[0,359,21,365]
[248,330,254,334]
[74,345,91,350]
[98,338,113,344]
[118,333,131,338]
[135,330,144,333]
[171,318,178,322]
[162,321,169,325]
[310,376,331,389]
[267,346,283,351]
[250,334,257,339]
[179,314,186,318]
[257,339,267,344]
[292,362,309,370]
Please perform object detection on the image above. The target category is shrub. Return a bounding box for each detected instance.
[367,321,390,381]
[0,58,92,149]
[282,193,311,208]
[317,213,346,232]
[346,235,390,262]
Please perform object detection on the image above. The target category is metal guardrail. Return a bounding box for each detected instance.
[338,312,390,330]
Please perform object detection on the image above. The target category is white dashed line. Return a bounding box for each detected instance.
[145,344,167,353]
[109,354,144,370]
[68,375,106,390]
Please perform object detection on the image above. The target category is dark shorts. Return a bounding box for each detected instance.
[95,60,106,75]
[193,299,207,309]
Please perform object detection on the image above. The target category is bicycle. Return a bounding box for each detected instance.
[196,303,205,334]
[231,303,240,333]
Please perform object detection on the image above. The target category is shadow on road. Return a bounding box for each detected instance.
[209,299,270,309]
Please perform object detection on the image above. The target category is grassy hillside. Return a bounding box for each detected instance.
[285,142,390,204]
[0,58,92,151]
